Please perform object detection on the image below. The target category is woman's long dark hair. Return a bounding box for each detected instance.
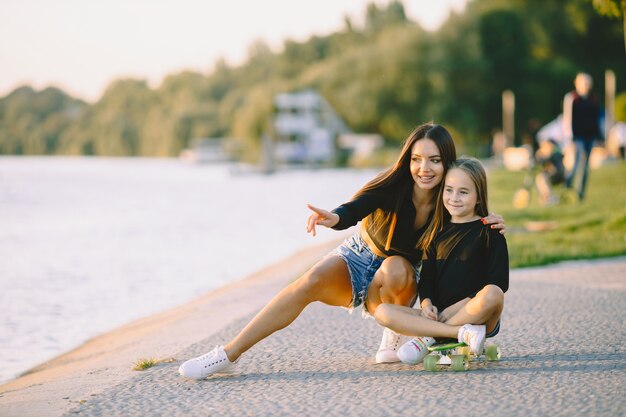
[353,123,457,251]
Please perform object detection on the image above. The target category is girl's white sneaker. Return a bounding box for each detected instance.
[458,324,486,355]
[397,336,436,364]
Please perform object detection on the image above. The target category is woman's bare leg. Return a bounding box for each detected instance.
[373,304,460,339]
[364,256,417,314]
[224,256,353,361]
[439,285,504,333]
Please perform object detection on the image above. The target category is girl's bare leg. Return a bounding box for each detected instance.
[224,256,353,361]
[439,285,504,333]
[365,256,417,314]
[373,303,461,339]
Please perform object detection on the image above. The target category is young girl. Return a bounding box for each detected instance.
[373,157,509,361]
[178,126,506,380]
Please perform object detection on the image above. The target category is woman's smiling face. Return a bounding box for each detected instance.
[410,138,445,191]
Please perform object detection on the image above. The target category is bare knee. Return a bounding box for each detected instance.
[292,267,329,302]
[376,256,415,293]
[373,303,394,328]
[476,285,504,310]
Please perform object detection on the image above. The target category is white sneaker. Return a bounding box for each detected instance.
[376,328,410,363]
[178,345,234,379]
[458,324,486,355]
[397,336,436,365]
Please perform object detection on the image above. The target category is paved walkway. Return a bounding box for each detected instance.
[52,257,626,416]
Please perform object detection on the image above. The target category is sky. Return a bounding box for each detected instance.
[0,0,467,102]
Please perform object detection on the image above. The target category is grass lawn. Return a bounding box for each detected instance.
[487,161,626,268]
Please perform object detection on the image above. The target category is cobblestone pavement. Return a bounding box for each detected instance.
[65,257,626,417]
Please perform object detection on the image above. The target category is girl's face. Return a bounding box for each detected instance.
[443,168,480,222]
[410,138,445,191]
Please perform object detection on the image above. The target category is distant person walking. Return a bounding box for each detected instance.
[562,72,601,200]
[178,123,506,380]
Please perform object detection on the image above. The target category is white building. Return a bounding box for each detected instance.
[273,90,348,164]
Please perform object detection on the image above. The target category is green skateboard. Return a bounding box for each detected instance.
[423,341,501,372]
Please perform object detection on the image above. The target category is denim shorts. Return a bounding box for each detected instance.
[327,233,421,317]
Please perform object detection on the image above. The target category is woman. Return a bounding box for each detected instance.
[179,123,505,379]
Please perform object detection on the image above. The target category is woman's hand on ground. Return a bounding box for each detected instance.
[481,212,506,235]
[306,204,339,236]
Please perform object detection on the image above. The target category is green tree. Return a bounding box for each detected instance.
[0,86,85,154]
[3,0,625,159]
[592,0,626,51]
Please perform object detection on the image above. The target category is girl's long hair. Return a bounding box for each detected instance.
[419,156,489,251]
[354,123,456,251]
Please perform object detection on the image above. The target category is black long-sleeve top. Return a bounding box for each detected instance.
[418,219,509,311]
[331,189,432,264]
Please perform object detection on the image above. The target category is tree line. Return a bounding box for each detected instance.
[1,0,624,160]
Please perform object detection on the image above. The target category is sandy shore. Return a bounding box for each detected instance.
[0,237,345,417]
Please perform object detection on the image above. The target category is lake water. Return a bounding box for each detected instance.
[0,157,375,384]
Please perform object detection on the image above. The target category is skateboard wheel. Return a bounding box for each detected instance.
[485,344,500,361]
[457,346,471,359]
[451,354,468,371]
[424,354,438,372]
